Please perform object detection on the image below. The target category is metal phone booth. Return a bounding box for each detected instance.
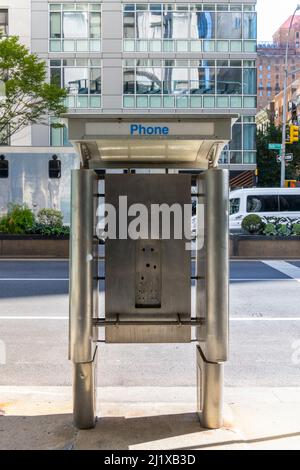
[66,114,236,430]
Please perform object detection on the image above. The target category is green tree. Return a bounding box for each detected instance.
[0,36,66,145]
[257,124,300,187]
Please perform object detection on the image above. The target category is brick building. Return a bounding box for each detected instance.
[257,15,300,110]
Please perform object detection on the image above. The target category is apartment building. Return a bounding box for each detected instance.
[257,15,300,111]
[0,0,257,221]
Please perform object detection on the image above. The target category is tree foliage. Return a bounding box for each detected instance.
[0,36,66,144]
[257,124,300,187]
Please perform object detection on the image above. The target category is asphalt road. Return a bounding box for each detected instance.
[0,260,300,387]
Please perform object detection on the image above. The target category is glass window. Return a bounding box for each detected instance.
[50,4,101,42]
[163,12,189,39]
[243,12,257,39]
[230,198,240,215]
[90,12,101,38]
[0,9,8,36]
[90,68,101,94]
[243,68,257,95]
[217,68,242,94]
[63,12,88,38]
[50,60,101,106]
[217,12,242,39]
[123,68,135,94]
[230,152,243,164]
[64,67,89,94]
[164,67,188,94]
[124,12,135,37]
[190,66,215,94]
[136,66,162,94]
[190,11,215,39]
[230,123,242,150]
[50,68,62,87]
[247,195,279,213]
[50,123,71,147]
[279,195,300,212]
[50,12,61,38]
[136,11,162,38]
[244,124,256,150]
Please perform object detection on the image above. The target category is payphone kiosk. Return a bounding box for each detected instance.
[67,114,234,430]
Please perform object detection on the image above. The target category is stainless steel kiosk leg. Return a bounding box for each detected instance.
[69,169,99,429]
[196,168,229,429]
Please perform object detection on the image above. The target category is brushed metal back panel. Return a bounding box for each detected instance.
[105,174,191,343]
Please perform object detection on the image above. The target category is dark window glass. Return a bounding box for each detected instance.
[230,198,240,215]
[217,68,242,94]
[123,68,135,94]
[279,195,300,211]
[229,123,242,150]
[50,68,62,87]
[247,195,279,213]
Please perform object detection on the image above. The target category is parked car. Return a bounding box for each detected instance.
[229,187,300,232]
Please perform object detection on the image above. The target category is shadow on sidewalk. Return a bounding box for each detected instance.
[0,412,214,450]
[2,411,299,450]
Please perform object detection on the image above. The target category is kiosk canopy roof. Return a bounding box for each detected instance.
[64,114,238,169]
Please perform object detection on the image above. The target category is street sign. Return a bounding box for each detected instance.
[268,143,282,150]
[276,154,293,163]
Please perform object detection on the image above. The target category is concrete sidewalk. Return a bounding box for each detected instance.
[0,386,300,450]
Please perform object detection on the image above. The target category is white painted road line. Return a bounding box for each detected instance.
[0,316,300,322]
[0,278,69,281]
[0,316,69,320]
[231,318,300,322]
[230,279,294,282]
[263,261,300,283]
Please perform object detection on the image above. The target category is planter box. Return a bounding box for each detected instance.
[1,234,299,260]
[0,235,69,258]
[230,235,300,259]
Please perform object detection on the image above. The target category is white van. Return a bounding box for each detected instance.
[229,188,300,231]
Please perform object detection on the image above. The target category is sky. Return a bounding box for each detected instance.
[257,0,300,41]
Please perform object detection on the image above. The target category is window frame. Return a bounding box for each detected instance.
[49,3,101,53]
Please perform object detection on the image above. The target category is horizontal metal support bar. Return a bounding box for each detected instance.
[92,318,205,328]
[95,192,201,198]
[95,276,201,281]
[94,192,202,197]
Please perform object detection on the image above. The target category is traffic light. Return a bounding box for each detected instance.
[290,125,299,144]
[0,155,8,178]
[285,180,297,188]
[48,155,61,179]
